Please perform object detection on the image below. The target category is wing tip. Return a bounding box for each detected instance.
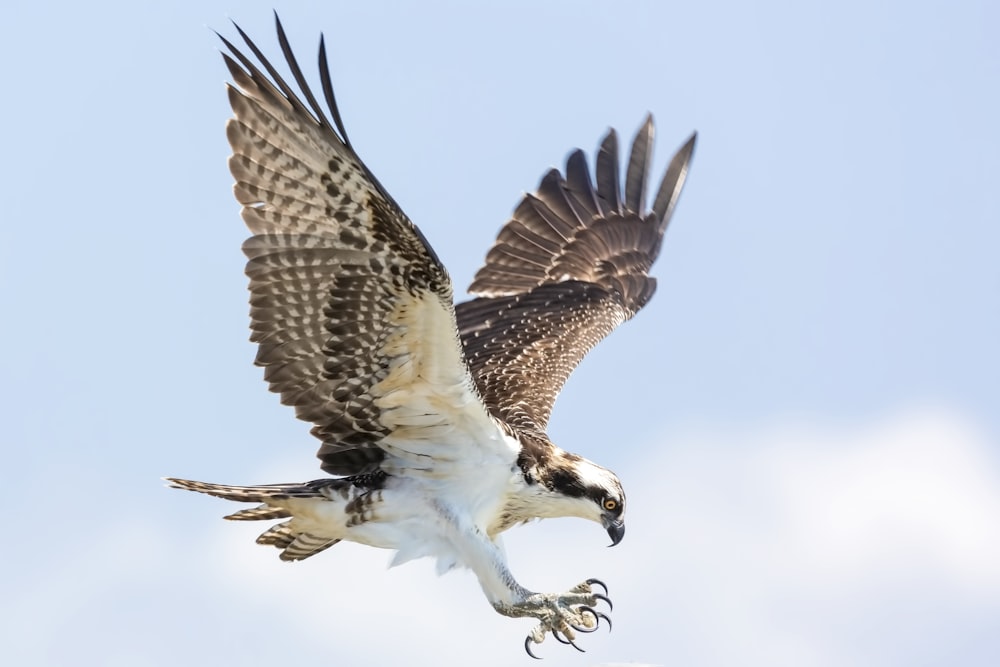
[651,129,698,232]
[624,115,656,214]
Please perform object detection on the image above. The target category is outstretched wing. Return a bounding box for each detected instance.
[456,119,696,432]
[222,16,505,476]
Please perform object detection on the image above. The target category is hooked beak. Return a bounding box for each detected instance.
[603,517,625,547]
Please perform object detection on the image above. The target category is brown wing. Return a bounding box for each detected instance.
[223,17,505,476]
[456,119,696,431]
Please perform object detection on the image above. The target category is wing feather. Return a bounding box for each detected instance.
[595,130,622,216]
[460,119,696,430]
[652,131,698,234]
[535,170,588,231]
[564,150,601,220]
[222,17,506,475]
[624,114,653,213]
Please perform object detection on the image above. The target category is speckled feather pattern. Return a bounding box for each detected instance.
[459,120,696,432]
[220,23,501,476]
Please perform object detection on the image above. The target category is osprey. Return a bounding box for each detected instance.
[169,15,695,658]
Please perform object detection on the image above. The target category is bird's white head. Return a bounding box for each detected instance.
[525,451,626,546]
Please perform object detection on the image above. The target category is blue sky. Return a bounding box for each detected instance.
[1,1,998,665]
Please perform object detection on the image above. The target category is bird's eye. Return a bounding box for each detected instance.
[603,499,617,511]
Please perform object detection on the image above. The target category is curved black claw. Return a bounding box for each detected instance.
[577,607,613,633]
[585,578,609,595]
[592,593,613,611]
[524,636,542,660]
[595,611,613,633]
[553,630,585,653]
[571,607,600,633]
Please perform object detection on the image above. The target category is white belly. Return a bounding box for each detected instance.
[281,465,517,573]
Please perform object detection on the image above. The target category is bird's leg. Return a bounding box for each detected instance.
[492,579,613,658]
[433,503,612,657]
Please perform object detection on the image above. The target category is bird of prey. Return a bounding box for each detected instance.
[168,14,695,658]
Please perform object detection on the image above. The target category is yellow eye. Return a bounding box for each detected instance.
[603,499,617,511]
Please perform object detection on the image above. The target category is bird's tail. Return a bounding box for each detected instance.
[166,477,343,561]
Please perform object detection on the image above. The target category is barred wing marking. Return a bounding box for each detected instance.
[223,17,507,476]
[457,119,696,431]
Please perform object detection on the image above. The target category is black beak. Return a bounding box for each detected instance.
[603,518,625,547]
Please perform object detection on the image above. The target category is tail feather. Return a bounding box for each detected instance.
[256,521,340,561]
[256,521,298,548]
[165,477,331,502]
[283,532,340,561]
[225,505,292,521]
[165,476,345,562]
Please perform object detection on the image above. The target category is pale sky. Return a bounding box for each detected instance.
[2,1,998,666]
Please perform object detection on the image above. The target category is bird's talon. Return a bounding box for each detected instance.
[585,578,608,594]
[512,584,614,655]
[553,628,584,653]
[572,607,599,633]
[524,635,542,660]
[592,592,613,611]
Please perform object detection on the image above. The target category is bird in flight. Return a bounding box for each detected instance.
[168,13,695,658]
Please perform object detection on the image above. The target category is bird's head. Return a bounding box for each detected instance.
[535,453,626,546]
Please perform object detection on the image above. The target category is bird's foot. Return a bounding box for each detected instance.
[493,578,613,659]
